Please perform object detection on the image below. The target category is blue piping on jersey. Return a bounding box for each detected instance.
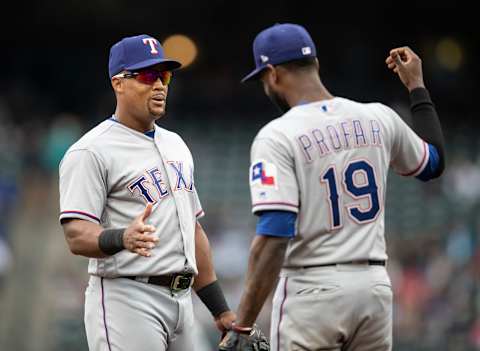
[416,144,440,182]
[256,210,297,238]
[109,116,155,138]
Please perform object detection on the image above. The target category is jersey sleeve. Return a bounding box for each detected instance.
[59,149,107,224]
[386,106,429,177]
[193,187,205,219]
[249,137,299,214]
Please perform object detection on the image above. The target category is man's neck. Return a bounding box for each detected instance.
[114,109,155,133]
[286,77,334,108]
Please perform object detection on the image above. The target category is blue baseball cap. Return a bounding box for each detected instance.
[241,23,317,83]
[108,34,182,77]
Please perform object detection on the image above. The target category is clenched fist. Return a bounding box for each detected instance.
[386,46,425,92]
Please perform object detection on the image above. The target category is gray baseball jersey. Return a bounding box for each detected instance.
[249,97,428,267]
[59,117,204,277]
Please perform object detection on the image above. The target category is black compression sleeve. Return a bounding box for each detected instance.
[98,228,126,255]
[409,87,446,174]
[196,280,230,317]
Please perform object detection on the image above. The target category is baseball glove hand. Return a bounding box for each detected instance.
[218,324,270,351]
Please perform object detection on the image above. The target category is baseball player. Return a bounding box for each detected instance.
[59,34,236,351]
[220,23,445,351]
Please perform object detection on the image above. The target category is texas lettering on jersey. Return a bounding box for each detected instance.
[128,162,194,204]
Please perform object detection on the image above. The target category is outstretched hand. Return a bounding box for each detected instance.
[215,310,237,333]
[123,203,158,257]
[386,46,425,92]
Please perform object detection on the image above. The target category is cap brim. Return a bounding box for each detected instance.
[126,58,182,72]
[241,66,267,83]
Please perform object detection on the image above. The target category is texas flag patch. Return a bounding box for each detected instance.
[250,160,277,188]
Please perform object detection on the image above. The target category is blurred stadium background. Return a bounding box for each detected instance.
[0,1,478,350]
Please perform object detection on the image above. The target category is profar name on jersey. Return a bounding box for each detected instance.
[296,118,382,163]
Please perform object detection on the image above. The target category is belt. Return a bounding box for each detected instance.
[301,260,386,269]
[125,273,194,292]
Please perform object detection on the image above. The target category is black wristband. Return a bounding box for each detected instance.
[98,228,126,255]
[196,280,230,317]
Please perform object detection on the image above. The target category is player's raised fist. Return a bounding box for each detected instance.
[123,203,159,257]
[386,46,425,92]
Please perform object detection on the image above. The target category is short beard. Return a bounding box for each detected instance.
[149,109,165,119]
[148,103,166,119]
[268,90,291,114]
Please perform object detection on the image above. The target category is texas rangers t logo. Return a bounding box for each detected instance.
[142,38,159,54]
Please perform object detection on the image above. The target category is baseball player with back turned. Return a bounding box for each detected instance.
[219,23,445,351]
[59,34,236,351]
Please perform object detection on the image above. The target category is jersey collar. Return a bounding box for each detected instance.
[109,115,156,138]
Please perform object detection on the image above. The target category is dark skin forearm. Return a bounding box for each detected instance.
[61,204,159,258]
[236,235,289,327]
[193,221,236,330]
[62,219,107,258]
[192,222,217,291]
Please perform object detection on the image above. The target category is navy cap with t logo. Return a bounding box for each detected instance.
[108,34,182,77]
[241,23,317,83]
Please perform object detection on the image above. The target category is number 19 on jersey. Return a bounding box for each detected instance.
[320,160,380,230]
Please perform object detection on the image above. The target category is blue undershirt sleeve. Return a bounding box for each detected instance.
[256,210,297,238]
[416,144,441,182]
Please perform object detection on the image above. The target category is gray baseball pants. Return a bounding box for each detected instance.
[84,275,194,351]
[270,263,393,351]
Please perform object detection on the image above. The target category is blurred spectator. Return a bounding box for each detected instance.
[40,113,83,175]
[443,155,480,206]
[0,98,22,286]
[447,222,474,267]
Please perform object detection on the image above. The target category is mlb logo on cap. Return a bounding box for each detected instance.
[242,23,317,82]
[302,47,312,55]
[108,34,182,77]
[250,160,278,187]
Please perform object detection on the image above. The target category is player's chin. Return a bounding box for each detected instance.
[148,102,166,118]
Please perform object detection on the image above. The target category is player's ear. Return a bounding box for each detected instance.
[263,64,278,86]
[111,77,124,94]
